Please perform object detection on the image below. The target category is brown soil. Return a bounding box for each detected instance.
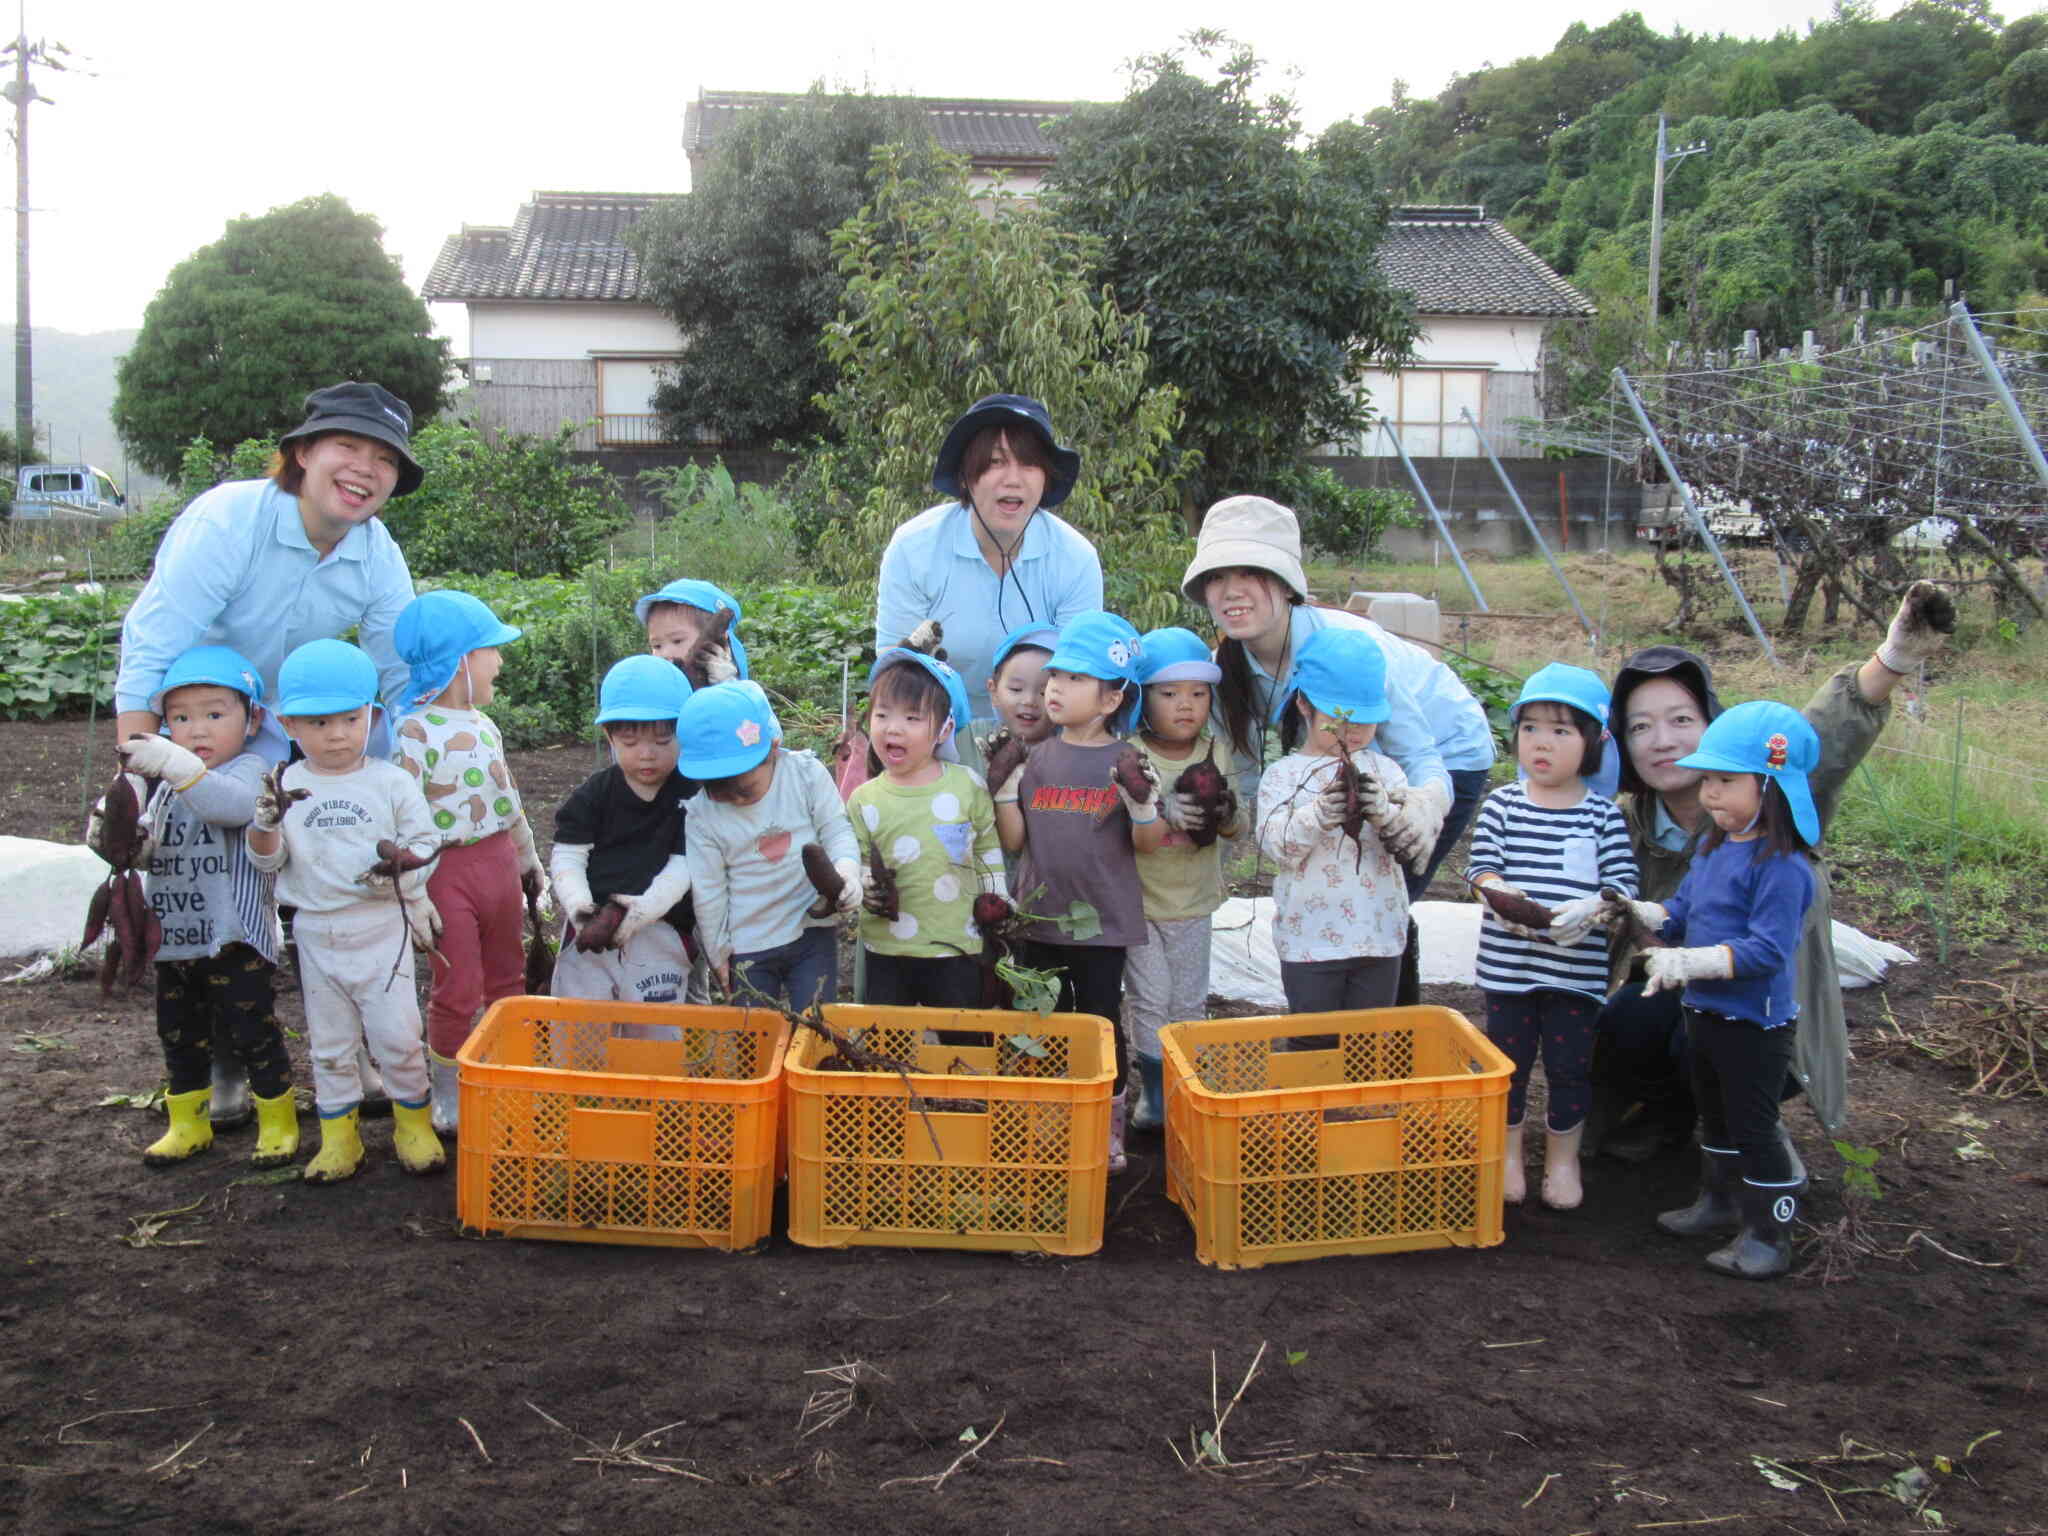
[2,719,2043,1534]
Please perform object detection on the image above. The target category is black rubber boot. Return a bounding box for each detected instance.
[1655,1145,1742,1237]
[1705,1177,1803,1280]
[208,1021,254,1132]
[1394,918,1421,1008]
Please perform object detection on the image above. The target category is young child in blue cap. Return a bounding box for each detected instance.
[1255,628,1410,1014]
[113,645,297,1169]
[1604,699,1821,1280]
[638,578,747,690]
[549,656,698,1010]
[849,649,1005,1007]
[1468,663,1639,1210]
[981,622,1059,751]
[245,639,443,1184]
[680,681,861,1008]
[993,610,1164,1171]
[1123,627,1242,1131]
[392,590,549,1134]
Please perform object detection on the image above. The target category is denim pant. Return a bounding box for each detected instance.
[733,925,838,1012]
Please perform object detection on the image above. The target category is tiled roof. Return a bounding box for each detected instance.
[1379,207,1596,318]
[422,192,659,303]
[686,91,1079,164]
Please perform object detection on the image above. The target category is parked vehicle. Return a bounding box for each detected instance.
[10,464,128,522]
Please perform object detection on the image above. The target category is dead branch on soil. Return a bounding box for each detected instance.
[144,1420,212,1476]
[457,1416,491,1462]
[1906,979,2048,1099]
[1752,1428,2002,1525]
[797,1360,887,1440]
[116,1195,208,1249]
[1799,1212,2018,1285]
[878,1411,1005,1492]
[55,1400,212,1446]
[525,1400,711,1482]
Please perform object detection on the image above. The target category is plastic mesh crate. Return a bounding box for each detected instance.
[1161,1007,1512,1268]
[456,999,788,1249]
[784,1006,1115,1254]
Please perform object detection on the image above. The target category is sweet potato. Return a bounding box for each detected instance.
[361,838,442,882]
[1476,881,1555,930]
[982,730,1028,799]
[81,879,113,951]
[573,901,627,953]
[1173,749,1231,848]
[129,882,162,986]
[972,892,1018,1009]
[523,883,554,995]
[90,770,144,870]
[801,842,844,919]
[865,840,899,923]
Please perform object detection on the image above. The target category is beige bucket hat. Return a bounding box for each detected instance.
[1180,495,1310,605]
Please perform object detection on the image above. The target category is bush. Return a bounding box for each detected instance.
[636,462,802,592]
[0,585,130,719]
[1274,465,1416,561]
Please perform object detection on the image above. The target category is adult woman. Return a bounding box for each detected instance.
[873,395,1104,736]
[1596,583,1955,1157]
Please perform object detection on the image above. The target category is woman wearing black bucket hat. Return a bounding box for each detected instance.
[1595,583,1957,1165]
[873,395,1104,744]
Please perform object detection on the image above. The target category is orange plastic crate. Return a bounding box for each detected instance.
[456,998,788,1249]
[784,1006,1115,1254]
[1161,1007,1512,1268]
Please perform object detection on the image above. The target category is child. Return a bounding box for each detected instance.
[1124,627,1241,1130]
[112,646,297,1169]
[549,656,697,1009]
[849,649,1004,1008]
[638,578,747,688]
[1468,664,1638,1210]
[392,590,549,1134]
[1255,628,1411,1014]
[245,639,443,1184]
[982,622,1059,750]
[680,681,861,1008]
[993,610,1165,1171]
[1606,700,1820,1280]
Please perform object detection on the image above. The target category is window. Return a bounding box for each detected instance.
[1359,368,1488,457]
[596,358,679,446]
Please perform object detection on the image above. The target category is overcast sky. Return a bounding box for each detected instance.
[16,0,1841,339]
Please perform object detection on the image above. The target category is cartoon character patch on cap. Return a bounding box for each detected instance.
[1766,732,1789,770]
[1107,637,1137,669]
[737,719,762,747]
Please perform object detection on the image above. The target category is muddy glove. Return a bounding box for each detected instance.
[831,857,864,916]
[1642,944,1733,995]
[615,854,692,946]
[1161,790,1202,832]
[1473,876,1547,940]
[507,815,550,917]
[1545,893,1607,947]
[1600,890,1669,935]
[1313,768,1351,830]
[1877,579,1958,674]
[992,760,1026,806]
[118,735,206,793]
[549,842,598,924]
[1376,779,1448,873]
[902,618,946,659]
[1117,755,1163,824]
[251,769,292,833]
[407,896,444,951]
[862,857,896,918]
[701,643,741,686]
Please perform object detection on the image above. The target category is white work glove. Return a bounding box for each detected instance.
[701,644,741,685]
[1161,790,1201,831]
[830,857,863,916]
[1642,944,1734,995]
[903,618,945,657]
[550,842,598,924]
[1600,891,1669,935]
[1117,755,1162,823]
[407,896,444,951]
[615,853,692,946]
[1376,778,1448,874]
[118,735,206,792]
[1545,893,1607,947]
[1876,579,1957,675]
[1473,876,1547,940]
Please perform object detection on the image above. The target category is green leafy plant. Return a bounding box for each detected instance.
[0,585,128,719]
[1833,1138,1884,1202]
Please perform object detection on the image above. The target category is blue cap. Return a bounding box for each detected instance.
[1136,627,1221,685]
[990,622,1060,680]
[1273,628,1389,725]
[1046,610,1144,732]
[931,394,1082,509]
[633,579,749,678]
[151,644,264,715]
[869,647,975,759]
[1677,699,1821,845]
[394,590,523,707]
[276,639,380,717]
[595,654,691,726]
[1511,663,1610,726]
[676,680,780,779]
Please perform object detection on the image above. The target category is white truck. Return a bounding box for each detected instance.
[10,464,129,521]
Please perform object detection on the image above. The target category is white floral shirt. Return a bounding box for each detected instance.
[1254,749,1412,962]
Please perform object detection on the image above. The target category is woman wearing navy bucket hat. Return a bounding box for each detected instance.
[113,380,429,1131]
[873,395,1105,764]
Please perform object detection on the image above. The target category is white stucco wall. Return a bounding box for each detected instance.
[1408,314,1547,372]
[468,302,683,360]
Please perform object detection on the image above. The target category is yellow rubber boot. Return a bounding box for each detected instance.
[391,1099,446,1176]
[303,1107,365,1184]
[143,1088,215,1167]
[251,1089,301,1169]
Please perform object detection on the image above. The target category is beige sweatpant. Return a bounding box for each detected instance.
[293,902,431,1115]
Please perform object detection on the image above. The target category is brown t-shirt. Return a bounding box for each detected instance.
[1014,736,1147,949]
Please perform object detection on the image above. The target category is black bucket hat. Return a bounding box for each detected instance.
[931,394,1081,509]
[1610,644,1725,796]
[279,381,426,497]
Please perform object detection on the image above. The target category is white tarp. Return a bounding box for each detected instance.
[0,836,110,960]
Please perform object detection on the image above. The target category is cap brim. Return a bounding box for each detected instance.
[677,743,772,778]
[1143,659,1223,684]
[277,693,374,716]
[1181,539,1309,604]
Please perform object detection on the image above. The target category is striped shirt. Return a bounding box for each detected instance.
[1470,782,1638,999]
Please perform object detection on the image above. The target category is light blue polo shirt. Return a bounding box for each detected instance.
[873,500,1104,718]
[115,478,416,763]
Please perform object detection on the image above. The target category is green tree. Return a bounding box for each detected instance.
[628,89,940,446]
[113,195,447,479]
[1043,34,1416,507]
[801,148,1193,630]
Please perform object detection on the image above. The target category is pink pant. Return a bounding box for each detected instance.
[425,831,525,1058]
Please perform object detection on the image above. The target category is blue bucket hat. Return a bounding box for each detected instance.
[633,578,750,678]
[394,590,523,707]
[931,394,1082,510]
[1677,699,1821,846]
[676,680,780,779]
[276,639,380,717]
[1511,663,1610,726]
[869,647,975,761]
[150,644,265,716]
[989,622,1060,681]
[595,654,691,726]
[278,381,425,497]
[1272,628,1389,725]
[1136,627,1222,685]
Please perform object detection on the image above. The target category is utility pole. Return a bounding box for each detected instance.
[1646,112,1708,334]
[3,13,72,460]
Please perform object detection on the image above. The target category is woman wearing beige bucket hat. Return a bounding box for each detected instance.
[1183,494,1495,910]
